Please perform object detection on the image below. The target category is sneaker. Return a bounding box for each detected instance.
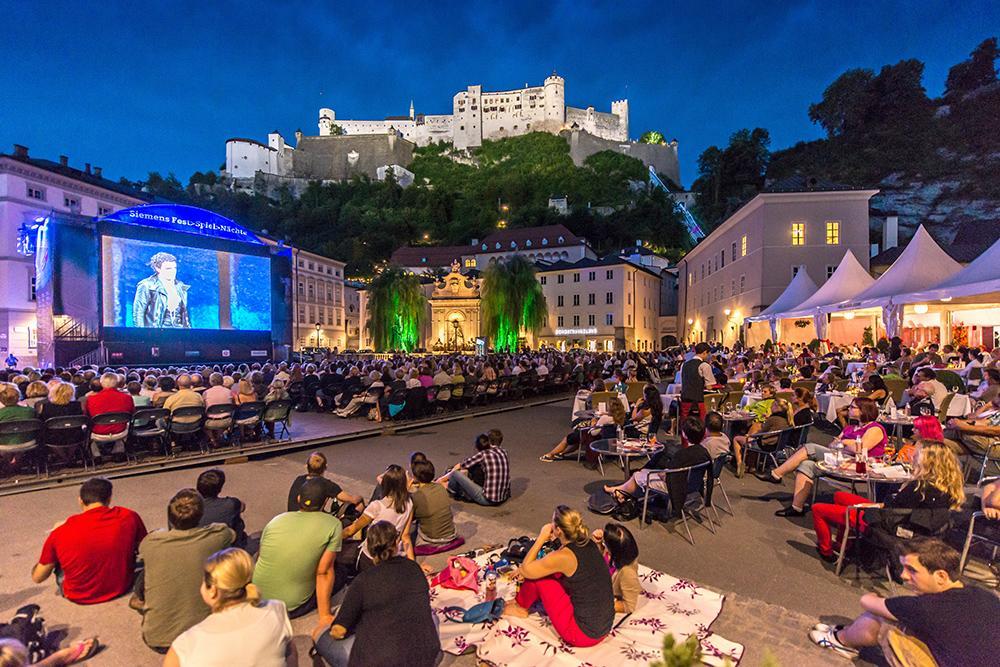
[809,628,858,659]
[775,506,806,518]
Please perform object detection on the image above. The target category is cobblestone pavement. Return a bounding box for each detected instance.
[1,401,912,666]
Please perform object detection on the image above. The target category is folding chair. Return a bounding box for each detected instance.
[129,408,170,458]
[959,476,1000,578]
[167,406,206,452]
[640,460,714,545]
[43,415,91,472]
[0,419,43,475]
[232,401,265,446]
[262,399,293,440]
[204,403,236,448]
[89,411,133,459]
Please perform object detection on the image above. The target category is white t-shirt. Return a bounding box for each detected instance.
[360,496,413,558]
[171,599,292,667]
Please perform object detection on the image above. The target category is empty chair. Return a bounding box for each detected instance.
[43,415,91,472]
[129,408,170,459]
[262,399,293,440]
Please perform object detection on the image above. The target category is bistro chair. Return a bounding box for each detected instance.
[639,460,714,545]
[959,476,1000,579]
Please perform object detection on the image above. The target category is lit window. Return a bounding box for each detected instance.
[791,223,805,246]
[826,221,840,245]
[741,235,747,257]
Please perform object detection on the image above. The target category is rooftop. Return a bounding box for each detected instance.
[479,224,582,250]
[762,174,872,193]
[535,254,663,278]
[1,148,151,202]
[389,244,467,267]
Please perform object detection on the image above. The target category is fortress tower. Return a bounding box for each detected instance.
[318,108,335,135]
[543,73,566,124]
[611,99,629,140]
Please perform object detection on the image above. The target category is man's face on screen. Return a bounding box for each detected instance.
[156,261,177,282]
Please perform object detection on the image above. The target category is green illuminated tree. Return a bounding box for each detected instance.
[480,255,548,352]
[365,267,426,352]
[639,130,666,145]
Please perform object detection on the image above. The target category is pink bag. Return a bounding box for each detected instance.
[431,555,480,592]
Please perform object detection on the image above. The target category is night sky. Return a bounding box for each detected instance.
[3,1,997,187]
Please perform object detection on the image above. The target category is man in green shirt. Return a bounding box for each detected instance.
[253,478,342,626]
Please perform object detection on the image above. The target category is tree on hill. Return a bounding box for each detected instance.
[945,37,999,99]
[691,128,770,230]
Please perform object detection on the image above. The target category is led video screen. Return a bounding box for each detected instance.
[101,236,271,331]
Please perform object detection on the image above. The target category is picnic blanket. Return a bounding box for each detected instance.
[434,550,743,666]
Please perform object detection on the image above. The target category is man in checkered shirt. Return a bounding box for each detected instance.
[442,430,510,506]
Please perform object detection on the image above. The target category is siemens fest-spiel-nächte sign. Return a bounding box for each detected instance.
[99,204,264,245]
[554,327,598,336]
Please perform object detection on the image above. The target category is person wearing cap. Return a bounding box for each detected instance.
[252,478,342,625]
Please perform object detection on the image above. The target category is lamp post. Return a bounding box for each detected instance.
[314,323,321,349]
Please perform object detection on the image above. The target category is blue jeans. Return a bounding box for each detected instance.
[447,469,491,506]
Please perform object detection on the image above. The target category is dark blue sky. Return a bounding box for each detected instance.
[3,1,997,187]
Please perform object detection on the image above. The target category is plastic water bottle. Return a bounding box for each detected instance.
[616,425,624,444]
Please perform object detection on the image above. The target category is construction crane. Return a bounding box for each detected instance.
[648,166,705,242]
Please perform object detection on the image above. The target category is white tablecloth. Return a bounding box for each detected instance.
[845,361,866,375]
[948,393,973,417]
[739,392,763,408]
[818,392,854,421]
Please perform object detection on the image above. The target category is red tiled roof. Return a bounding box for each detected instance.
[479,224,581,250]
[390,245,467,267]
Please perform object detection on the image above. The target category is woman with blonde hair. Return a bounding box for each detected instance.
[503,506,614,647]
[0,637,99,667]
[234,379,257,405]
[810,440,964,563]
[165,548,295,667]
[22,381,48,410]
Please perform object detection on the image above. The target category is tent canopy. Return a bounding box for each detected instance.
[893,234,1000,303]
[776,250,875,319]
[747,268,818,321]
[825,226,962,312]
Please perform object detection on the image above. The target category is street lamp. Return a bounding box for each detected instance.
[314,323,321,348]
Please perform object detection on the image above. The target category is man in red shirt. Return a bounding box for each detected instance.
[32,477,147,604]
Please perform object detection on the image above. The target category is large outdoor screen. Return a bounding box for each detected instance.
[101,236,271,331]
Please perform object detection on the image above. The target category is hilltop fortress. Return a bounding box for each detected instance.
[225,73,680,189]
[318,72,628,149]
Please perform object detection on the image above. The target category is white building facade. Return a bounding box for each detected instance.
[0,146,148,367]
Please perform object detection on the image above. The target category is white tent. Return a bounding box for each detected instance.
[893,234,1000,303]
[747,268,819,321]
[826,226,962,312]
[778,250,875,319]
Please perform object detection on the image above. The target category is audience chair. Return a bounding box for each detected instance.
[935,370,965,394]
[936,392,955,425]
[232,401,265,446]
[0,419,43,475]
[166,406,206,452]
[709,452,735,520]
[959,476,1000,578]
[89,412,133,460]
[883,378,908,406]
[129,408,170,458]
[204,404,236,447]
[42,415,91,473]
[639,460,714,545]
[262,399,293,440]
[704,392,725,413]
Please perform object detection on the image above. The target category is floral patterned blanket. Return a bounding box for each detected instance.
[434,551,744,666]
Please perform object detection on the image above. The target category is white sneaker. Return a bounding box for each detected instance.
[809,628,858,659]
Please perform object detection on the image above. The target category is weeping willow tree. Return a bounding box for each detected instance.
[365,267,427,352]
[480,255,548,353]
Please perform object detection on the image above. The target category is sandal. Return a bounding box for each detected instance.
[539,454,556,462]
[64,637,100,664]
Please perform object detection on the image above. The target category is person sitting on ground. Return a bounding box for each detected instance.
[809,537,1000,664]
[196,469,246,548]
[166,547,296,667]
[603,417,712,517]
[592,522,641,614]
[31,477,147,604]
[253,478,342,623]
[732,398,790,478]
[541,397,624,462]
[944,393,1000,458]
[342,465,415,571]
[409,458,457,545]
[701,411,732,461]
[311,521,441,667]
[758,397,888,517]
[809,440,964,564]
[0,637,100,667]
[286,451,364,518]
[440,430,511,506]
[503,506,614,647]
[134,489,235,652]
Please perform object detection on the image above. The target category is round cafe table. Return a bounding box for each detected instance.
[589,438,663,480]
[812,458,912,505]
[721,411,754,439]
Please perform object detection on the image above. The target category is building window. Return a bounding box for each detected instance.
[606,313,614,325]
[588,271,596,281]
[308,283,315,298]
[557,316,564,327]
[29,275,36,301]
[297,282,304,296]
[627,292,631,305]
[308,262,315,270]
[791,222,805,246]
[701,264,705,279]
[588,293,595,305]
[827,265,837,280]
[26,185,45,200]
[557,295,564,307]
[573,272,580,283]
[606,270,613,279]
[741,235,747,257]
[720,250,725,268]
[573,315,580,326]
[792,264,806,279]
[588,314,595,326]
[826,221,841,245]
[732,241,738,261]
[688,273,692,286]
[98,205,112,215]
[731,279,736,296]
[63,196,80,209]
[540,276,547,285]
[573,294,580,306]
[298,306,306,322]
[557,274,564,284]
[740,274,746,292]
